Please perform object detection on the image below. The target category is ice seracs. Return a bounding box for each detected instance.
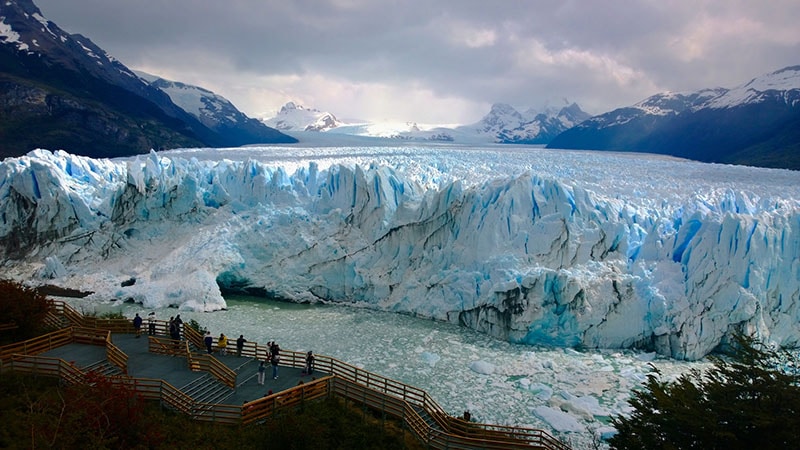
[1,145,799,361]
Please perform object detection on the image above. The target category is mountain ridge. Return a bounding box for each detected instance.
[0,0,295,159]
[547,65,800,169]
[262,100,589,145]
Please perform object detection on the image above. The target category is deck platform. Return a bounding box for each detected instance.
[42,333,324,405]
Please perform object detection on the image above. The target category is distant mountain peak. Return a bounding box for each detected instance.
[462,101,589,144]
[263,101,341,132]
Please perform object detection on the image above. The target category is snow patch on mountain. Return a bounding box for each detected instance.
[459,101,590,143]
[262,102,342,132]
[136,71,242,126]
[704,65,800,109]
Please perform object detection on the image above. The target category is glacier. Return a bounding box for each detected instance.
[1,141,799,360]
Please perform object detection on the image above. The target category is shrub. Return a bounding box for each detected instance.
[609,335,800,450]
[0,279,53,341]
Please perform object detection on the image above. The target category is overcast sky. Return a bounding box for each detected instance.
[34,0,800,124]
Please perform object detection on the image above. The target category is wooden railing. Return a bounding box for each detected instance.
[105,337,128,375]
[189,353,237,388]
[10,354,87,385]
[241,375,332,424]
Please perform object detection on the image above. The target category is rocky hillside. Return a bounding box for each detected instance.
[0,0,294,159]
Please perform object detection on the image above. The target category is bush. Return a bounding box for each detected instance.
[0,279,53,342]
[609,335,800,449]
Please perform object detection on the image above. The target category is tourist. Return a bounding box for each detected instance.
[204,331,213,354]
[132,313,143,338]
[305,350,315,375]
[173,314,184,339]
[147,311,156,335]
[271,351,280,379]
[236,334,247,357]
[257,360,266,385]
[218,333,228,356]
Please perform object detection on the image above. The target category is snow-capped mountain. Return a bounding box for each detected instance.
[262,102,342,132]
[136,72,292,145]
[548,66,800,170]
[0,0,294,159]
[460,101,590,144]
[263,100,588,145]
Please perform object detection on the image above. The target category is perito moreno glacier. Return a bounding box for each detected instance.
[1,145,798,361]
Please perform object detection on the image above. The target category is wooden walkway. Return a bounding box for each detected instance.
[41,333,320,405]
[1,301,571,450]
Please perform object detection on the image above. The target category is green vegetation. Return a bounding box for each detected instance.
[609,336,800,449]
[0,371,423,449]
[186,318,207,335]
[0,279,54,344]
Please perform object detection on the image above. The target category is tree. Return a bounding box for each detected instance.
[609,335,800,449]
[0,279,53,342]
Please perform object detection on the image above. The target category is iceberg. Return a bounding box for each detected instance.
[1,145,799,360]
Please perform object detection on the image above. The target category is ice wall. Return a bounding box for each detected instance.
[1,149,798,360]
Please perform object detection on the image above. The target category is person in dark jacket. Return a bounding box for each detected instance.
[236,335,247,357]
[204,331,213,354]
[133,313,143,338]
[305,351,315,375]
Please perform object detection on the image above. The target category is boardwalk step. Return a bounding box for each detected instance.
[83,360,122,377]
[413,404,441,430]
[180,374,234,404]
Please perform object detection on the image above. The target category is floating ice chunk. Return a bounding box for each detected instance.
[596,426,618,441]
[571,395,611,417]
[532,406,586,433]
[420,351,441,367]
[636,352,657,362]
[469,360,496,375]
[524,381,554,400]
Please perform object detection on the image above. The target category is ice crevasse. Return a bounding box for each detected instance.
[0,149,798,360]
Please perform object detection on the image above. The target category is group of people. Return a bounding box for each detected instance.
[132,312,183,340]
[132,313,315,387]
[202,332,249,356]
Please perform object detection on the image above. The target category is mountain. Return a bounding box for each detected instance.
[263,100,589,145]
[262,102,342,132]
[0,0,294,159]
[136,72,294,146]
[547,66,800,170]
[460,101,591,144]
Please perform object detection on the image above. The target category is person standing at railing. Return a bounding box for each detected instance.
[305,351,315,375]
[147,311,156,335]
[133,313,143,338]
[173,315,184,339]
[271,351,280,379]
[218,333,228,356]
[236,334,247,357]
[204,331,213,354]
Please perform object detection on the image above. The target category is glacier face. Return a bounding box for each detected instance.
[1,146,799,360]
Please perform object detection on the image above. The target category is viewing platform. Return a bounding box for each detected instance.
[0,300,571,450]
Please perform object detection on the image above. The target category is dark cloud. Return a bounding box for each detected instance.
[33,0,800,123]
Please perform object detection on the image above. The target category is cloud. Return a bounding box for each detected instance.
[33,0,800,123]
